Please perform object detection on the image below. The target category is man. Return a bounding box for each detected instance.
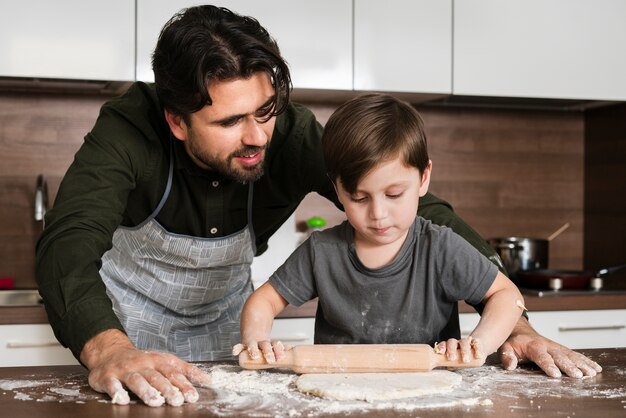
[36,5,601,408]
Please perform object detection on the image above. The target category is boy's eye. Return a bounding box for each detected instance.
[350,196,367,203]
[387,193,403,199]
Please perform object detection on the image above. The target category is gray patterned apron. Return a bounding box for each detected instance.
[100,143,255,361]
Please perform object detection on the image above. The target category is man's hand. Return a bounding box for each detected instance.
[80,329,212,407]
[498,318,602,378]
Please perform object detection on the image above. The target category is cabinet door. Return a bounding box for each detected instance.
[0,324,78,367]
[137,1,352,90]
[354,0,452,94]
[460,309,626,349]
[454,0,626,101]
[0,0,134,81]
[271,318,315,346]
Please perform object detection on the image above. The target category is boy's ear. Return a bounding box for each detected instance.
[418,160,433,197]
[164,110,189,141]
[329,175,346,205]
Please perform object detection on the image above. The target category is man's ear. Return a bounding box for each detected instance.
[164,110,188,141]
[418,160,433,197]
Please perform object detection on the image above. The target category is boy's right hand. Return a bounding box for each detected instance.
[232,340,290,364]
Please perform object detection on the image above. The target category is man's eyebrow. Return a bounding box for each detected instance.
[211,96,275,125]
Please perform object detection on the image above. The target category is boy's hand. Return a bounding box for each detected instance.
[434,337,486,364]
[232,340,289,364]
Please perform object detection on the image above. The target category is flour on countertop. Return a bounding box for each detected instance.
[0,363,624,417]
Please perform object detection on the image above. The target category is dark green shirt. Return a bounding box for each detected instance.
[35,82,503,359]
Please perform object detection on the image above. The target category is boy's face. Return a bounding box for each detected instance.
[336,158,432,250]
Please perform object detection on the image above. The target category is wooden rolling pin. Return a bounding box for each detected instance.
[238,344,484,373]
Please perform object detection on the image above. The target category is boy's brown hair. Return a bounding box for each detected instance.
[322,93,429,194]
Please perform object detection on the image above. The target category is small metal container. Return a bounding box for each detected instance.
[487,237,549,279]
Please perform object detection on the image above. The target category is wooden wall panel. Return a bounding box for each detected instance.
[584,103,626,287]
[0,93,589,289]
[0,92,106,288]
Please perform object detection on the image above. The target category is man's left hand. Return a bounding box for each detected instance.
[498,320,603,378]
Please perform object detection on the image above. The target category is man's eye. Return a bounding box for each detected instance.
[221,118,240,127]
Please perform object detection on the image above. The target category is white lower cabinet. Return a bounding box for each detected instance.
[460,310,626,349]
[0,324,78,367]
[270,318,315,346]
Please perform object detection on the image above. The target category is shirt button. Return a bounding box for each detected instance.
[210,227,218,234]
[212,181,219,187]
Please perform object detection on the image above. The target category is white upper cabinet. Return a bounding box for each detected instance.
[454,0,626,101]
[354,0,452,94]
[137,1,353,90]
[0,0,134,81]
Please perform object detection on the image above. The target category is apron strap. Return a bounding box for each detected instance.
[246,182,256,254]
[136,135,174,228]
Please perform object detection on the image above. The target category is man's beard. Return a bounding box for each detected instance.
[188,141,267,183]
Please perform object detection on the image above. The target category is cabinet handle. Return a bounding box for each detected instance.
[6,340,62,348]
[558,325,626,332]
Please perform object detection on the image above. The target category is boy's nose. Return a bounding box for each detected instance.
[369,199,388,220]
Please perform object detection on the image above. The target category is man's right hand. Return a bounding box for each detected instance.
[80,329,212,407]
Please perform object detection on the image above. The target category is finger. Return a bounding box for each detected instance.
[569,352,603,375]
[164,372,200,403]
[258,340,276,363]
[574,361,599,378]
[246,341,261,360]
[548,349,585,378]
[124,371,166,407]
[527,345,562,378]
[232,343,245,356]
[459,338,472,363]
[470,337,484,360]
[445,339,459,361]
[102,377,131,405]
[144,370,185,407]
[433,341,446,355]
[498,342,518,371]
[272,340,286,361]
[186,364,212,389]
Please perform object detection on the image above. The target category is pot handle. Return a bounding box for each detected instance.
[597,263,626,277]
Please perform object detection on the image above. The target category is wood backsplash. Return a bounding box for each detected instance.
[0,91,589,289]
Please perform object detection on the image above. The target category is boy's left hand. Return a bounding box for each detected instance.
[232,340,290,364]
[434,337,486,365]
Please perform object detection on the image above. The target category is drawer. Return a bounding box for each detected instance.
[460,309,626,349]
[270,318,315,346]
[0,324,78,367]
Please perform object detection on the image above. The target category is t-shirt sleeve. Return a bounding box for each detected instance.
[268,235,318,306]
[436,228,498,306]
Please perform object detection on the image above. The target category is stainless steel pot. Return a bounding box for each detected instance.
[487,237,549,279]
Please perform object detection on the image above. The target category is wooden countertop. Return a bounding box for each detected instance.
[0,348,624,417]
[1,291,625,324]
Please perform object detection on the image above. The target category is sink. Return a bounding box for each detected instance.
[0,290,44,306]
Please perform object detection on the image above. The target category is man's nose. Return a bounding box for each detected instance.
[242,117,268,146]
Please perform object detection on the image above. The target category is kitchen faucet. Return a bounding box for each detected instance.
[34,174,48,227]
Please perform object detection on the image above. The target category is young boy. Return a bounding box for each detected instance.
[235,93,524,366]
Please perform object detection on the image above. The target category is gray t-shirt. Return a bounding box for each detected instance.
[269,217,497,345]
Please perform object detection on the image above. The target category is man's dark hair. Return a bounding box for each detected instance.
[152,5,291,122]
[322,93,430,195]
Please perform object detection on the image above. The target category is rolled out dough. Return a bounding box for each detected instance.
[295,370,461,402]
